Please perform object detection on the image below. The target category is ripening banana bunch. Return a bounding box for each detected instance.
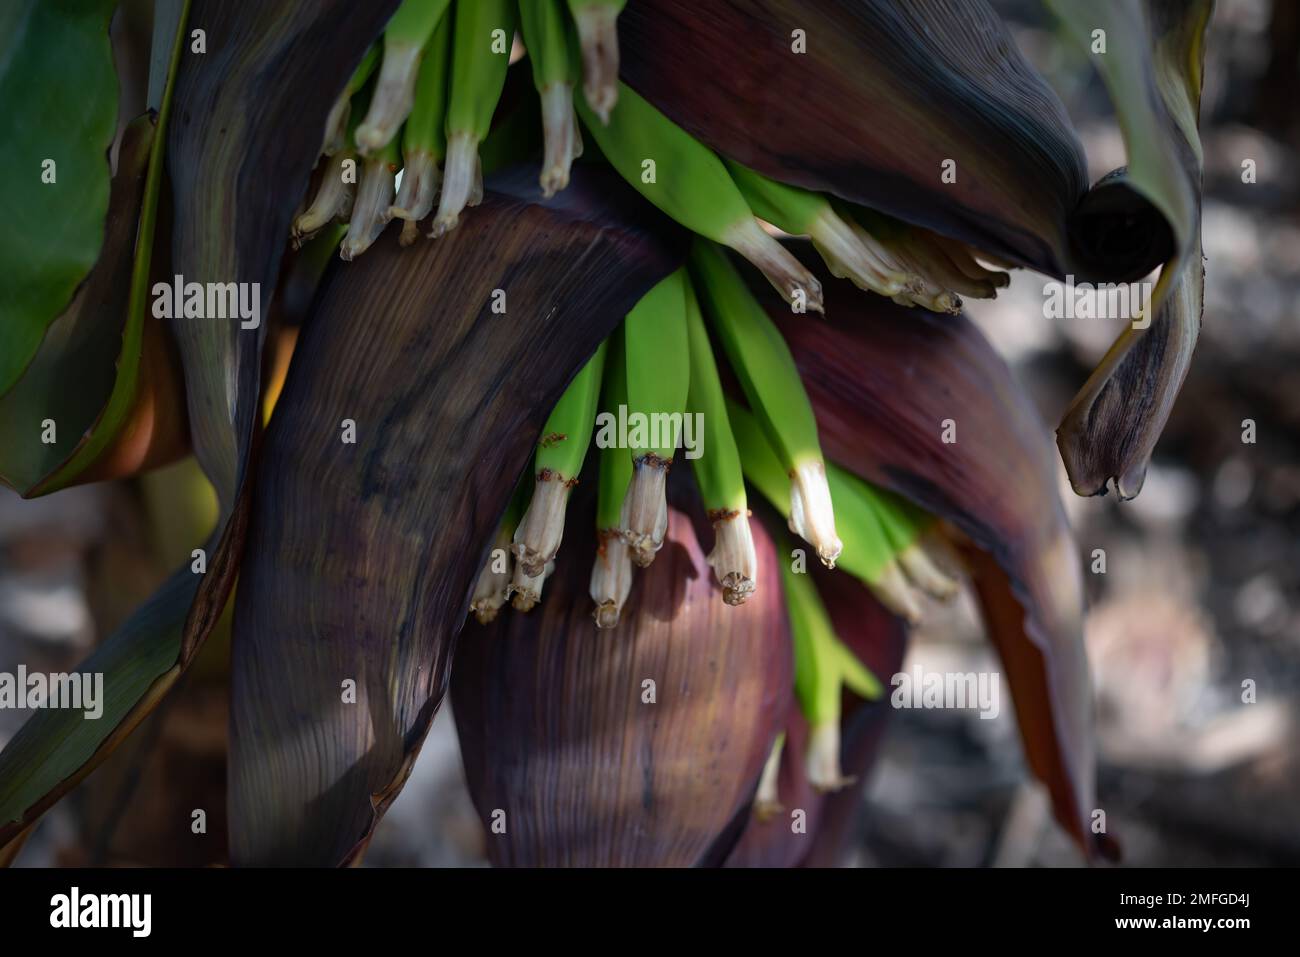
[467,237,963,790]
[299,2,994,600]
[293,0,1007,311]
[292,0,1024,796]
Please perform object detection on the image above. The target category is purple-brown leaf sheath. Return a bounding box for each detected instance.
[452,505,792,867]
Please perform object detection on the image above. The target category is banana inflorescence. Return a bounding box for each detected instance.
[290,0,989,814]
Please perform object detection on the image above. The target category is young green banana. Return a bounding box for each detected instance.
[519,0,582,197]
[356,0,453,155]
[895,228,1009,299]
[590,329,634,627]
[753,732,785,821]
[387,12,453,245]
[514,341,607,577]
[725,160,917,300]
[340,133,400,260]
[843,206,1009,312]
[833,466,959,601]
[298,81,376,244]
[321,43,379,157]
[566,0,624,122]
[293,149,356,247]
[780,536,883,792]
[728,397,917,618]
[577,84,823,313]
[471,475,530,623]
[692,240,841,567]
[685,275,756,605]
[620,269,690,567]
[432,0,518,237]
[826,463,926,622]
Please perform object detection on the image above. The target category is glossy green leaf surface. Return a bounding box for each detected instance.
[0,0,120,395]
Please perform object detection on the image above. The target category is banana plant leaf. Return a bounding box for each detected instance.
[1051,0,1211,498]
[228,166,683,867]
[619,0,1169,284]
[0,0,395,861]
[0,3,192,498]
[0,0,119,396]
[453,496,792,867]
[771,262,1109,861]
[726,563,907,868]
[0,116,155,494]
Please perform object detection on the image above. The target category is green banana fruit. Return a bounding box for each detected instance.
[293,150,357,247]
[620,268,690,567]
[566,0,625,122]
[432,0,518,237]
[780,535,883,792]
[728,396,919,619]
[519,0,583,197]
[844,205,1010,312]
[340,133,400,260]
[692,240,841,567]
[684,273,756,605]
[833,466,959,602]
[387,11,453,245]
[725,160,916,300]
[356,0,453,155]
[321,43,379,157]
[577,83,823,313]
[514,341,608,576]
[753,732,785,821]
[590,328,635,627]
[471,475,530,623]
[298,81,376,245]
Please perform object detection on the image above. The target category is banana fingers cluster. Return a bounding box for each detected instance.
[294,0,1009,323]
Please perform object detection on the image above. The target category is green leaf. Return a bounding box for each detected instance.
[0,0,400,859]
[0,0,120,396]
[32,0,192,496]
[0,116,154,494]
